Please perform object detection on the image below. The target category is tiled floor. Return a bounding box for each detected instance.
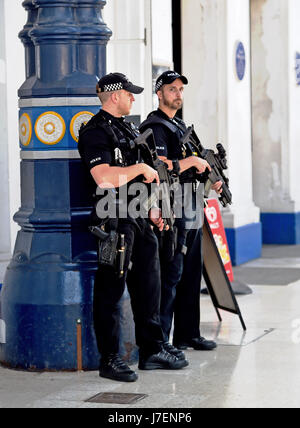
[1,280,300,408]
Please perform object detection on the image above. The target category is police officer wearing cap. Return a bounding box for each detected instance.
[78,72,189,383]
[140,71,222,352]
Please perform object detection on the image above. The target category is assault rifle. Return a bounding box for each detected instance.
[134,128,178,231]
[180,126,232,207]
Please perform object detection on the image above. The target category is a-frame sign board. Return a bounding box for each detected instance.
[202,216,247,331]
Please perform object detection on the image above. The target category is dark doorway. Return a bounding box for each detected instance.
[172,0,182,74]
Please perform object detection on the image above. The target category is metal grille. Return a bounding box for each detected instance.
[85,392,148,405]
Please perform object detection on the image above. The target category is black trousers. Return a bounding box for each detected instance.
[93,218,164,360]
[160,224,203,343]
[173,227,203,342]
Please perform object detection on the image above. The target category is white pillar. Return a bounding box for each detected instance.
[0,1,26,276]
[182,0,261,264]
[4,1,26,253]
[0,0,11,269]
[251,0,300,244]
[103,0,153,121]
[151,0,173,109]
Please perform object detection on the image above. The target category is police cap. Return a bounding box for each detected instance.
[97,72,144,94]
[155,70,188,93]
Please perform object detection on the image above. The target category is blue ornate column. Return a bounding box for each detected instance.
[76,0,111,77]
[0,0,136,371]
[18,0,38,81]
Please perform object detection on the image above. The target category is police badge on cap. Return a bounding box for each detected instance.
[97,72,144,94]
[155,70,188,93]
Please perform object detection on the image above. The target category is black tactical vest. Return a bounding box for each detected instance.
[79,111,140,168]
[140,111,198,184]
[140,110,187,136]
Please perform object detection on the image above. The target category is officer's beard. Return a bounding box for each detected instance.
[162,98,183,112]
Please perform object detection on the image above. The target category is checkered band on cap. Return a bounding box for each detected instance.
[155,79,163,92]
[103,82,124,92]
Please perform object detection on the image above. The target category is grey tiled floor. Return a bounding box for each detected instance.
[1,245,300,408]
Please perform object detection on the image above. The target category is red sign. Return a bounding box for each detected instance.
[204,198,234,282]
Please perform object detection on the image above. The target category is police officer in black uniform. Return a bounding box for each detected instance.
[140,71,222,352]
[78,72,188,383]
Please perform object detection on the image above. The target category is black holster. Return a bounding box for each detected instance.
[89,223,126,278]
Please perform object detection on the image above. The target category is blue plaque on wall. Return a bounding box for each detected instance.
[235,42,246,81]
[295,52,300,85]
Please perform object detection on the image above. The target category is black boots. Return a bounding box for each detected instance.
[100,348,189,382]
[139,349,189,370]
[163,341,186,360]
[99,354,138,382]
[174,336,217,351]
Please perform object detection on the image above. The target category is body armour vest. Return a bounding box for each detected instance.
[79,111,150,224]
[79,111,140,168]
[139,110,187,136]
[140,110,199,184]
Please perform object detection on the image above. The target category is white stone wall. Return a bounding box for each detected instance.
[251,0,300,213]
[1,0,26,258]
[0,0,10,261]
[151,0,173,67]
[182,0,260,228]
[103,0,173,117]
[103,0,153,120]
[288,0,300,212]
[181,0,219,146]
[151,0,173,110]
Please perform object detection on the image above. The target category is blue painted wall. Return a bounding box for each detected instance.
[225,222,262,266]
[261,212,300,245]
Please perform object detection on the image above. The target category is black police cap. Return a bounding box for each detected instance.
[155,70,188,93]
[97,72,144,94]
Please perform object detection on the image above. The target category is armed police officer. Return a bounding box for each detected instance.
[78,72,188,383]
[140,71,222,353]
